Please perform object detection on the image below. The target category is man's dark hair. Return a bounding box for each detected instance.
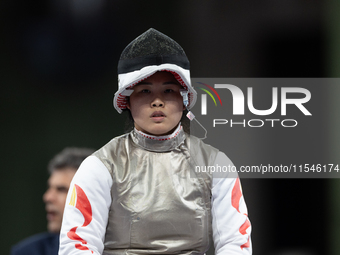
[47,147,94,174]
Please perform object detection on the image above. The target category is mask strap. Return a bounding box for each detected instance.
[180,90,207,140]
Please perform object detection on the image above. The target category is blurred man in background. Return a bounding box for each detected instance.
[11,147,94,255]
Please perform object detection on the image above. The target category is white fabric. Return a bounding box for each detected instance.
[59,153,252,255]
[59,156,112,255]
[212,153,252,255]
[114,63,197,113]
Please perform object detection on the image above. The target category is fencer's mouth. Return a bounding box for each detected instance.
[151,111,166,118]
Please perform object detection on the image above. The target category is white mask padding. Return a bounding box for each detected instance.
[121,89,134,96]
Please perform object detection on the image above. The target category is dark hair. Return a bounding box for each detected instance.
[122,108,190,134]
[180,109,191,134]
[48,147,95,174]
[122,109,134,133]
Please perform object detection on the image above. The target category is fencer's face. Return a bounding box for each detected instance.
[127,71,185,136]
[43,168,76,233]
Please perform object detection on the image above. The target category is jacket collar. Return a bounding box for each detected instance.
[130,124,186,152]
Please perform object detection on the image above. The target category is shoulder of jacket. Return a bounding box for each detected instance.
[186,135,220,155]
[94,133,129,154]
[92,133,131,175]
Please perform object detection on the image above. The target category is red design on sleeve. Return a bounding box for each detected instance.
[240,237,251,250]
[67,184,94,253]
[231,178,242,213]
[74,184,92,227]
[231,178,251,250]
[239,218,251,235]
